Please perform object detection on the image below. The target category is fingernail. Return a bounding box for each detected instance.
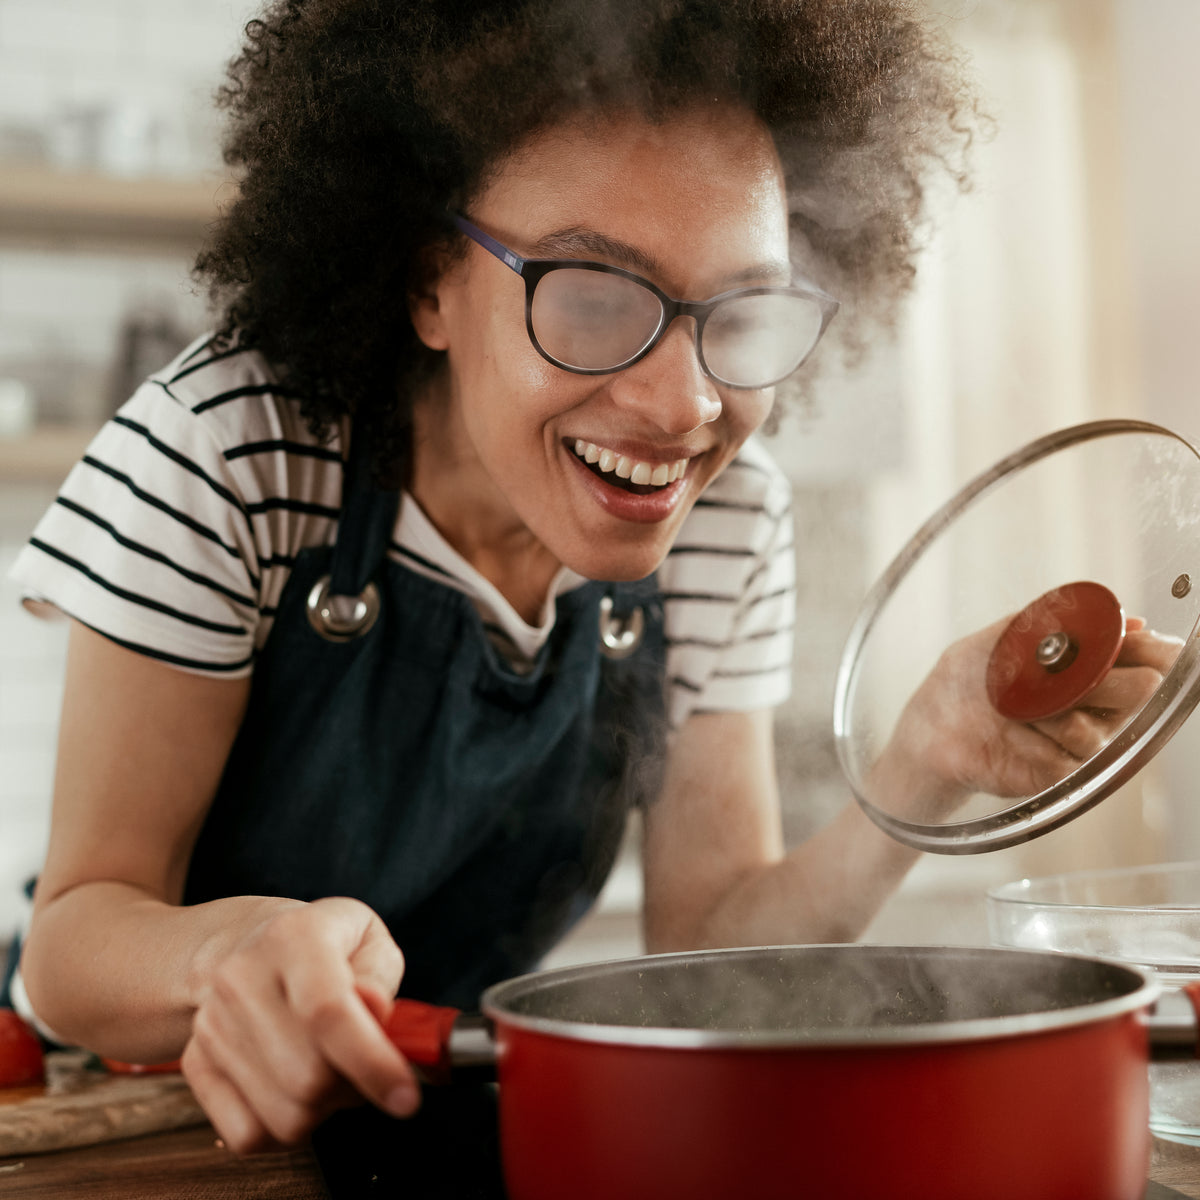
[385,1083,419,1116]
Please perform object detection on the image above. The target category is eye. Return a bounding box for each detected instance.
[531,268,664,369]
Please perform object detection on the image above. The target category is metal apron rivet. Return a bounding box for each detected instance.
[599,595,644,660]
[306,575,381,642]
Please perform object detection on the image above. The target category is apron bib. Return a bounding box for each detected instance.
[183,437,666,1009]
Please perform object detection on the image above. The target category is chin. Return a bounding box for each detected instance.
[569,539,671,584]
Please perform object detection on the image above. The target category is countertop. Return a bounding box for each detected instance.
[3,1120,1200,1199]
[1155,1140,1200,1198]
[0,1124,323,1199]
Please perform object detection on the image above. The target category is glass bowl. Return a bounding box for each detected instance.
[988,861,1200,1144]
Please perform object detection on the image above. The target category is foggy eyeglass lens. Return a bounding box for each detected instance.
[703,292,824,388]
[531,268,663,370]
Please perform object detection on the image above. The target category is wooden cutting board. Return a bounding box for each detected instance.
[0,1050,207,1157]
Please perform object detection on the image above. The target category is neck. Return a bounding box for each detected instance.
[409,385,561,625]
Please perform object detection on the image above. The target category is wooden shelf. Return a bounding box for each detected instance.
[0,424,99,484]
[0,164,234,246]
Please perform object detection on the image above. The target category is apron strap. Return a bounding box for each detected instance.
[606,573,657,617]
[329,426,401,598]
[598,574,657,660]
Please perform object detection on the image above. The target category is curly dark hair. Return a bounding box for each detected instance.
[195,0,978,481]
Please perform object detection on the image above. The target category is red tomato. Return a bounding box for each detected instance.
[0,1008,45,1087]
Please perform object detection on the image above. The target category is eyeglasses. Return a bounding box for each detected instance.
[450,212,838,390]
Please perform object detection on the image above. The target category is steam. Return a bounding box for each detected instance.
[496,944,1145,1037]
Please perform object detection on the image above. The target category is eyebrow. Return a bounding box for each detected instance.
[529,225,793,289]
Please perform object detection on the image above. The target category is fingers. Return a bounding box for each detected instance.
[283,908,418,1119]
[1030,707,1113,762]
[183,898,415,1156]
[1075,664,1162,714]
[189,960,359,1149]
[1023,626,1181,762]
[181,1035,290,1156]
[1116,627,1183,673]
[989,719,1084,796]
[1029,671,1147,761]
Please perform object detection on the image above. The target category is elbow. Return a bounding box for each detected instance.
[13,927,68,1044]
[642,906,708,955]
[19,889,109,1048]
[643,904,744,955]
[643,869,767,954]
[643,925,691,956]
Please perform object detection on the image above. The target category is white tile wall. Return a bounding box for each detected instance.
[0,2,260,941]
[0,1,255,133]
[0,1,259,422]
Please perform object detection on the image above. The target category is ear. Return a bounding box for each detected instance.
[408,242,454,352]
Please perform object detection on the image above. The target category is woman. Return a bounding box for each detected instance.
[5,0,1087,1158]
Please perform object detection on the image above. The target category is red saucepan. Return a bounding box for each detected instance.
[384,944,1200,1200]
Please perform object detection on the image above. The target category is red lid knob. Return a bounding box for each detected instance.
[986,581,1125,722]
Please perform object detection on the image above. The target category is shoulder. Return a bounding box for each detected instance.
[139,336,340,461]
[105,336,345,516]
[703,436,791,515]
[8,337,345,675]
[657,435,794,629]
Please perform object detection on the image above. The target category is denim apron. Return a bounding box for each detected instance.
[181,434,667,1010]
[2,434,667,1019]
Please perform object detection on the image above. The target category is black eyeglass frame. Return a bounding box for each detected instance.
[450,212,839,390]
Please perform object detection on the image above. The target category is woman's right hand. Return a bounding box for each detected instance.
[181,896,418,1155]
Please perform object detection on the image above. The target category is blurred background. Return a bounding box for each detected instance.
[0,0,1197,965]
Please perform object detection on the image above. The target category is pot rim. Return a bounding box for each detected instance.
[480,943,1161,1050]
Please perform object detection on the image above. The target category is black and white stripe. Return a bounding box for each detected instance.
[10,337,795,728]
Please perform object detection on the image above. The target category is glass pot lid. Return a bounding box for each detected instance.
[833,419,1200,854]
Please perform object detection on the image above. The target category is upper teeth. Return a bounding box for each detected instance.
[573,439,688,486]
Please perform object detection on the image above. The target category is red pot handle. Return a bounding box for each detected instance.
[382,998,463,1083]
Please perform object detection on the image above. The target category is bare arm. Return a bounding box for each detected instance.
[21,622,417,1152]
[642,709,918,952]
[26,621,257,1053]
[642,621,1179,952]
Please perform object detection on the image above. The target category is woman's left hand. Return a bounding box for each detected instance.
[870,616,1182,820]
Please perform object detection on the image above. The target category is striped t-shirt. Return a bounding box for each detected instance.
[10,336,796,730]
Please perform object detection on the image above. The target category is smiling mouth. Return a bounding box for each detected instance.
[569,439,689,495]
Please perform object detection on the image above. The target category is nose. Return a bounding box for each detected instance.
[607,317,723,434]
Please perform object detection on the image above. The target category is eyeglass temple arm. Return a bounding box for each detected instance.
[449,212,526,276]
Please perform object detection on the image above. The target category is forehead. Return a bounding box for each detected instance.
[472,104,791,287]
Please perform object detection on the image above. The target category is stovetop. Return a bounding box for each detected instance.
[310,1088,1191,1200]
[312,1083,507,1200]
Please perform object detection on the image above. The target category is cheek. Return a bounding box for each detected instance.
[462,289,557,395]
[502,354,597,442]
[511,352,560,396]
[467,351,587,463]
[729,388,776,440]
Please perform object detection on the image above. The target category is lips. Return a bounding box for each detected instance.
[563,436,691,525]
[570,438,689,490]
